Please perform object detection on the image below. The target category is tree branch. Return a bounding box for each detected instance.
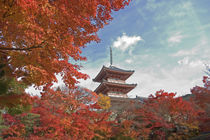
[0,46,41,51]
[0,41,47,51]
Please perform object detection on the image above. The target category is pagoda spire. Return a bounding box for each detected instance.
[110,46,113,66]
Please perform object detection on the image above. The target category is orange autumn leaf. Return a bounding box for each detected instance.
[0,0,130,88]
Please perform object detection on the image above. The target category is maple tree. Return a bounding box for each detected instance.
[0,87,140,139]
[191,76,210,132]
[0,0,131,89]
[0,0,131,120]
[1,88,114,139]
[2,1,208,139]
[0,1,133,139]
[129,91,200,140]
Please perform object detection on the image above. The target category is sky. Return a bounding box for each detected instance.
[27,0,210,97]
[77,0,210,98]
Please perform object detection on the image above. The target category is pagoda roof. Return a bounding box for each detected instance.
[94,81,137,95]
[93,65,134,82]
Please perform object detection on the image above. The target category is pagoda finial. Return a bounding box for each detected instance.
[110,46,112,66]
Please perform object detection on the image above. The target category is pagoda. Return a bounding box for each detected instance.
[93,47,137,98]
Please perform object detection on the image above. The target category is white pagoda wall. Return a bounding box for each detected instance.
[107,78,125,84]
[107,92,128,98]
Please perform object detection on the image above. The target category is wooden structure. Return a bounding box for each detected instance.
[93,65,137,98]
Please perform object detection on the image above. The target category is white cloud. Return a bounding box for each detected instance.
[178,57,204,68]
[25,85,42,96]
[172,48,198,57]
[51,73,65,88]
[169,1,192,18]
[189,60,203,67]
[77,68,101,91]
[125,59,133,64]
[182,1,192,10]
[172,38,208,57]
[168,32,184,44]
[127,63,205,98]
[178,57,189,65]
[145,0,166,12]
[113,33,143,51]
[169,11,186,17]
[25,74,65,96]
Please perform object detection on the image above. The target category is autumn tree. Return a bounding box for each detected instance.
[0,0,131,120]
[1,86,135,139]
[1,87,114,139]
[0,0,130,88]
[98,93,111,110]
[191,76,210,132]
[131,91,200,140]
[0,1,133,139]
[0,67,32,117]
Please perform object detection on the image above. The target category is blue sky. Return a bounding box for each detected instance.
[78,0,210,97]
[26,0,210,97]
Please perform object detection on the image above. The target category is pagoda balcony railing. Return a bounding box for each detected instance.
[107,78,125,84]
[108,92,127,98]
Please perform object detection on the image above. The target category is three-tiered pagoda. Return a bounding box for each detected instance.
[93,47,137,98]
[93,47,138,111]
[93,65,136,98]
[93,45,137,98]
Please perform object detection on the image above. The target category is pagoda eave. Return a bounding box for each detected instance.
[94,81,137,95]
[93,66,134,82]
